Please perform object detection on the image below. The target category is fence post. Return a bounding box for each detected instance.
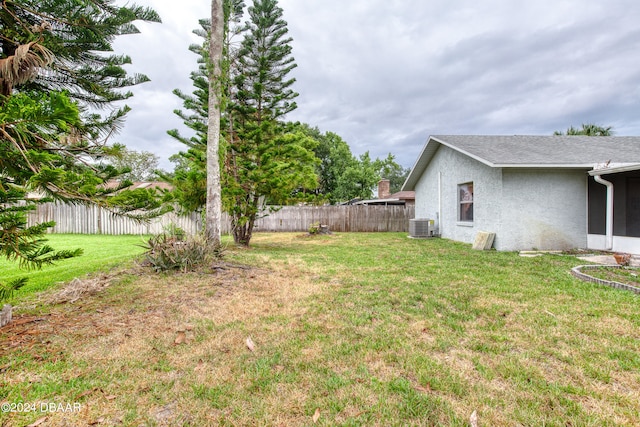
[97,205,102,235]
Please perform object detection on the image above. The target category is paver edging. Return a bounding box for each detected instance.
[571,264,640,294]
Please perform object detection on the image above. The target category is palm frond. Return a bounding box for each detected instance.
[0,42,55,92]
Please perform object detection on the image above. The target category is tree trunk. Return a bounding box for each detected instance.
[232,216,253,247]
[206,0,224,247]
[1,305,12,327]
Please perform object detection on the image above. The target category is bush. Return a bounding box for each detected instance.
[141,232,213,272]
[308,221,321,235]
[163,223,187,240]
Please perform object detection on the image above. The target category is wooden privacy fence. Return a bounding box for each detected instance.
[28,203,204,235]
[28,203,415,234]
[254,205,414,232]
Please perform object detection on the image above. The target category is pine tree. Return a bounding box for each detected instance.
[0,0,162,302]
[1,0,160,114]
[1,0,162,206]
[225,0,316,246]
[0,92,85,300]
[0,186,82,301]
[234,0,298,122]
[166,0,318,247]
[0,0,160,185]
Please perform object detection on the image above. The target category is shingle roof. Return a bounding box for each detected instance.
[389,191,415,200]
[403,135,640,190]
[102,180,173,192]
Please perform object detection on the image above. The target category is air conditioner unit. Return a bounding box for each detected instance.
[409,218,435,238]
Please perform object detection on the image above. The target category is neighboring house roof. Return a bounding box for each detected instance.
[26,181,172,200]
[389,191,415,201]
[103,180,173,192]
[352,198,407,206]
[352,191,415,206]
[403,135,640,190]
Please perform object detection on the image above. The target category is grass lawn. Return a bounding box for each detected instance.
[0,234,148,305]
[1,232,639,426]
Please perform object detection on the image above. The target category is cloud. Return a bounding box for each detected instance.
[113,0,640,170]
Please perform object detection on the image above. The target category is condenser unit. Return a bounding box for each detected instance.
[409,218,435,238]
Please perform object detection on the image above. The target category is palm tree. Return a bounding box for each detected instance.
[206,0,224,247]
[554,123,613,136]
[0,41,54,98]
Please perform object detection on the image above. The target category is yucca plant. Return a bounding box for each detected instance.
[141,232,212,273]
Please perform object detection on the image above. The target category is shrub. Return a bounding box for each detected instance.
[163,223,187,240]
[141,232,213,272]
[308,221,321,235]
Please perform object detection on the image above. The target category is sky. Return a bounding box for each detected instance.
[112,0,640,171]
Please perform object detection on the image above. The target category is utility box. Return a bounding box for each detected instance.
[409,218,435,238]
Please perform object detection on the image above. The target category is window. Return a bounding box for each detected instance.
[458,182,473,222]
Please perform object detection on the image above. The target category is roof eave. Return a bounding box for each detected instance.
[433,136,497,168]
[588,163,640,176]
[402,136,499,191]
[402,137,438,191]
[496,163,596,169]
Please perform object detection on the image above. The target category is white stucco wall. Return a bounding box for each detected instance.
[500,169,588,251]
[414,145,503,246]
[414,146,589,251]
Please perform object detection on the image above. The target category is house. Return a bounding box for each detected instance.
[352,179,415,206]
[402,135,640,253]
[102,180,173,192]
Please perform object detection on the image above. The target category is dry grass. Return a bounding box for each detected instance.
[1,248,333,426]
[44,274,115,305]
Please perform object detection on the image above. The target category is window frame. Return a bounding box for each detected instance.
[458,182,474,223]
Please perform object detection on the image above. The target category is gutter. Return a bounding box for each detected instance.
[588,163,640,176]
[593,175,614,250]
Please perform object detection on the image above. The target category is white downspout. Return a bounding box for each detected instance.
[593,175,614,250]
[437,171,442,236]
